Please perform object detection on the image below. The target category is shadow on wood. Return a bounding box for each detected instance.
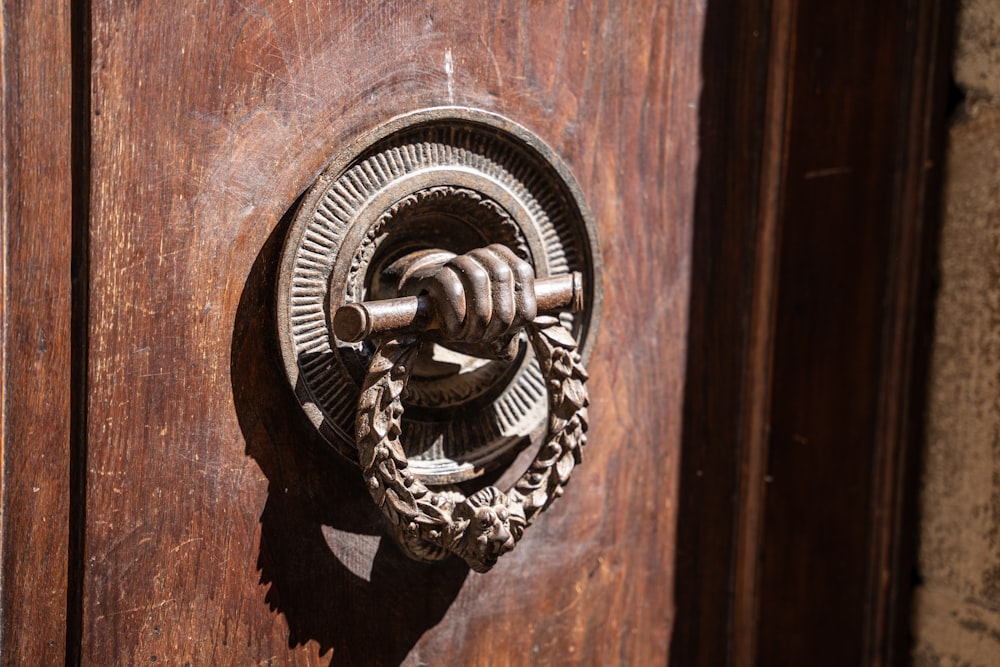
[230,201,468,665]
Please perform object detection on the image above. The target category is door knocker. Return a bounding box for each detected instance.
[277,108,601,572]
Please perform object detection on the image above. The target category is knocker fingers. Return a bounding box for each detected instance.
[399,245,538,347]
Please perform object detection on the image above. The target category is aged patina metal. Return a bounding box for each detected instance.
[277,107,601,486]
[333,271,583,342]
[342,243,589,571]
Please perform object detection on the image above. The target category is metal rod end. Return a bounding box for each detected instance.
[333,303,371,343]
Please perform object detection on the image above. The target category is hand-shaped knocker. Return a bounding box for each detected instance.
[334,245,589,572]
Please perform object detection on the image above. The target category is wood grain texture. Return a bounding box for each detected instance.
[756,3,954,665]
[672,1,955,665]
[670,2,776,664]
[863,1,955,662]
[82,1,699,664]
[0,0,73,663]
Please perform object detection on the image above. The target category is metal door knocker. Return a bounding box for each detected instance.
[277,108,601,572]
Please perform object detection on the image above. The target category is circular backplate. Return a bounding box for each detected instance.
[277,107,601,484]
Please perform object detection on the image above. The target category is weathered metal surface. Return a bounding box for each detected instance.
[277,107,601,483]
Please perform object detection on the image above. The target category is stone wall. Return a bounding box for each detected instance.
[912,1,1000,664]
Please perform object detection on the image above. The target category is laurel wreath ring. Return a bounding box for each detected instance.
[355,316,589,572]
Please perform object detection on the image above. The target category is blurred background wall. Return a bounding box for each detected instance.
[913,1,1000,664]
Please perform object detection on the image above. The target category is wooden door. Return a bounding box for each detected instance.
[78,3,696,664]
[0,1,954,665]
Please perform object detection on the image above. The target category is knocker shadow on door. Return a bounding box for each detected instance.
[230,204,468,665]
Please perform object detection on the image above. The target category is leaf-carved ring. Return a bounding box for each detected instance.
[354,317,589,573]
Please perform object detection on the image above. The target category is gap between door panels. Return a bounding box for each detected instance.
[67,0,91,663]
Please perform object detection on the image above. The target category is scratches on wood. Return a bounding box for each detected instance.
[0,0,73,663]
[81,1,698,664]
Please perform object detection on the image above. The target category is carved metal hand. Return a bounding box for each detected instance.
[337,246,589,573]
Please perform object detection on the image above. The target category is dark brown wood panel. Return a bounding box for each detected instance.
[672,1,955,665]
[83,2,700,663]
[669,1,777,664]
[757,2,954,665]
[0,0,73,663]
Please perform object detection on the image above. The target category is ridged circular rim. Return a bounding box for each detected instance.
[277,107,602,482]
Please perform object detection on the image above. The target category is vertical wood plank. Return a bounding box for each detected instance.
[670,2,775,663]
[730,2,797,663]
[863,2,955,663]
[0,0,73,663]
[755,2,955,665]
[672,1,955,665]
[82,1,700,664]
